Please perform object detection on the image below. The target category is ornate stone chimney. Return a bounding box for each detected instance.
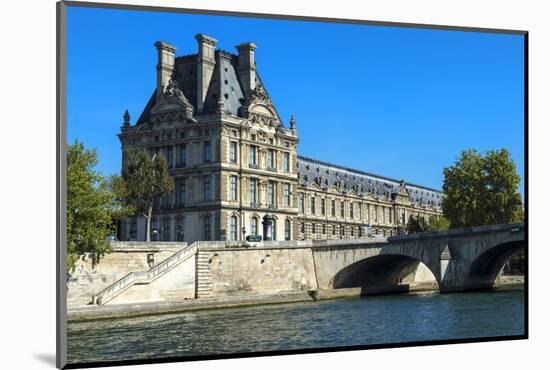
[154,41,177,100]
[195,34,218,112]
[236,42,257,96]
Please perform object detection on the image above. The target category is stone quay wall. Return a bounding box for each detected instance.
[67,242,185,307]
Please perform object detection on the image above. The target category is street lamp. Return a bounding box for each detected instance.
[241,226,246,241]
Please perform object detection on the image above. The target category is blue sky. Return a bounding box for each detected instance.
[67,6,525,195]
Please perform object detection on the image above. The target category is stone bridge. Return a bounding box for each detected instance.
[86,223,524,306]
[312,223,525,294]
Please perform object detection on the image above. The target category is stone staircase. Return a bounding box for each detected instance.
[93,242,198,305]
[195,249,213,298]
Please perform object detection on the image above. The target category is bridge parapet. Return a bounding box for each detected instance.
[388,223,524,243]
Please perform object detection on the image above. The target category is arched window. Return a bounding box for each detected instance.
[285,219,291,240]
[204,216,211,241]
[230,216,238,241]
[251,217,258,236]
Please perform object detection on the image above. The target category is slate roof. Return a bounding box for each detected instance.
[297,155,442,208]
[136,49,283,126]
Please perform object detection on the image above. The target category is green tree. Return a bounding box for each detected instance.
[442,149,522,228]
[67,141,119,271]
[426,215,451,232]
[406,215,429,234]
[119,149,174,241]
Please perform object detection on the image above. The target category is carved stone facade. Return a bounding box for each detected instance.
[118,35,442,243]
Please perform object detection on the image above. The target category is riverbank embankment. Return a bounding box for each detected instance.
[67,288,362,322]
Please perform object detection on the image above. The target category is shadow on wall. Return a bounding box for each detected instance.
[333,254,439,296]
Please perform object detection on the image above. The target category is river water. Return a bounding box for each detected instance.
[67,289,524,365]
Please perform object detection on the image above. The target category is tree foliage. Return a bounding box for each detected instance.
[406,215,429,234]
[67,141,120,271]
[118,149,174,241]
[442,149,522,228]
[407,214,451,234]
[426,215,451,232]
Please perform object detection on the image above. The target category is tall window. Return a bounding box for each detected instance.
[179,144,186,167]
[230,176,238,201]
[359,203,362,220]
[230,216,238,241]
[204,141,211,163]
[151,219,158,241]
[367,204,371,224]
[350,202,354,218]
[163,219,171,241]
[299,193,304,214]
[249,178,257,204]
[389,208,393,223]
[203,175,211,201]
[331,199,336,216]
[350,226,354,237]
[283,152,290,172]
[285,219,291,240]
[229,141,237,163]
[332,225,336,235]
[382,207,386,223]
[310,196,316,215]
[129,220,137,239]
[268,181,276,207]
[283,184,290,206]
[204,216,211,241]
[401,209,406,225]
[176,218,184,241]
[340,201,345,218]
[322,224,326,235]
[249,145,257,166]
[166,147,173,168]
[267,149,275,169]
[251,217,258,236]
[374,205,379,222]
[312,223,316,234]
[321,199,325,215]
[300,222,305,234]
[179,179,186,205]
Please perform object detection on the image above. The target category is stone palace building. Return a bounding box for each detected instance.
[118,34,443,243]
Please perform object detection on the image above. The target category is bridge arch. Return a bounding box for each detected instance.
[464,240,525,291]
[332,254,439,296]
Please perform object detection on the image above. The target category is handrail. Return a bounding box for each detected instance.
[93,242,198,305]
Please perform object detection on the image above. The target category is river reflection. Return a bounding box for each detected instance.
[67,289,524,364]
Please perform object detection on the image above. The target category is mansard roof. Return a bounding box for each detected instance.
[297,155,442,208]
[136,48,285,127]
